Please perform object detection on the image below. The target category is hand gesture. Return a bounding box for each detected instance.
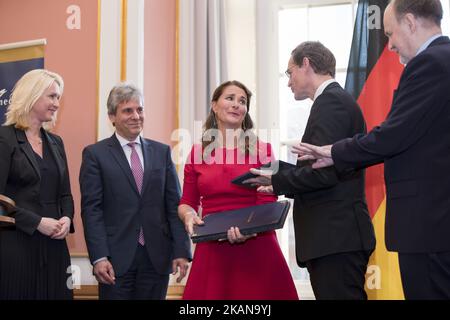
[242,168,273,187]
[292,143,334,168]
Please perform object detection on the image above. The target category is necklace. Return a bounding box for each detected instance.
[28,137,42,146]
[25,131,42,145]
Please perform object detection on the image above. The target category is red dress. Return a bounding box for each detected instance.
[180,143,298,300]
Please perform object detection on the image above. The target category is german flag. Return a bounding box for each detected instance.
[345,0,404,299]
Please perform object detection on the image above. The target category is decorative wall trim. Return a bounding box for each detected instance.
[73,284,184,300]
[120,0,128,81]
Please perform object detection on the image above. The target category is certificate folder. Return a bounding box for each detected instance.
[191,200,291,243]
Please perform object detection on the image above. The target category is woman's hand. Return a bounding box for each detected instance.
[182,210,204,236]
[51,216,71,239]
[37,217,62,237]
[226,226,256,244]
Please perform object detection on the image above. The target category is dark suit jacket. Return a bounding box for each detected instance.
[332,36,450,253]
[79,134,191,276]
[272,82,375,266]
[0,125,74,235]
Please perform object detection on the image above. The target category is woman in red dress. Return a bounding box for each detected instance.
[178,80,298,300]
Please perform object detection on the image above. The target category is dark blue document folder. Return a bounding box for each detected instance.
[191,200,291,243]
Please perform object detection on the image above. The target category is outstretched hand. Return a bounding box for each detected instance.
[242,168,273,187]
[292,143,334,169]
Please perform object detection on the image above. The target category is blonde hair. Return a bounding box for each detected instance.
[4,69,64,130]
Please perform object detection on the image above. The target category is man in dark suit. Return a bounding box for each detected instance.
[247,42,375,299]
[295,0,450,300]
[80,83,191,300]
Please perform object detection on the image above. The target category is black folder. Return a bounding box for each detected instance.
[231,160,297,188]
[191,200,291,243]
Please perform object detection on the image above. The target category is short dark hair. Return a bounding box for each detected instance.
[391,0,443,27]
[291,41,336,78]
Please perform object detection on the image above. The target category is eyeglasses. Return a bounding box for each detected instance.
[285,66,295,79]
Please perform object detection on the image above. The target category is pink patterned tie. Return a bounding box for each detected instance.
[128,142,145,246]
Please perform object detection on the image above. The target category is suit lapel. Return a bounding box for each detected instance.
[108,134,140,195]
[43,130,65,187]
[141,137,153,195]
[15,129,41,180]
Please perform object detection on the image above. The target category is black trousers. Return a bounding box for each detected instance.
[398,251,450,300]
[99,245,169,300]
[305,250,371,300]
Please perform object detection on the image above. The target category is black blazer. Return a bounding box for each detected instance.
[79,134,191,276]
[332,36,450,253]
[272,82,375,265]
[0,125,74,235]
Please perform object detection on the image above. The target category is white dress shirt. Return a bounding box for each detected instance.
[313,78,338,101]
[115,132,145,170]
[415,33,442,58]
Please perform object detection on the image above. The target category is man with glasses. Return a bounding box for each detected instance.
[291,0,450,300]
[247,41,375,299]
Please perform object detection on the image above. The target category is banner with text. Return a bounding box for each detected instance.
[0,43,45,124]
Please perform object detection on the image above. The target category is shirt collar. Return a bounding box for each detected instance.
[115,132,141,148]
[416,33,442,57]
[313,79,337,101]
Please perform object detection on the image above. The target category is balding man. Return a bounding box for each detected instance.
[295,0,450,299]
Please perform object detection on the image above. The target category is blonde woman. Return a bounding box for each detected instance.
[0,69,74,299]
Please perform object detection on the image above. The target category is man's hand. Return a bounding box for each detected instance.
[292,143,334,169]
[172,258,190,283]
[242,168,273,187]
[93,260,116,285]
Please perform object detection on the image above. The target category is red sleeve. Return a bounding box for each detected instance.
[256,142,278,205]
[179,146,201,210]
